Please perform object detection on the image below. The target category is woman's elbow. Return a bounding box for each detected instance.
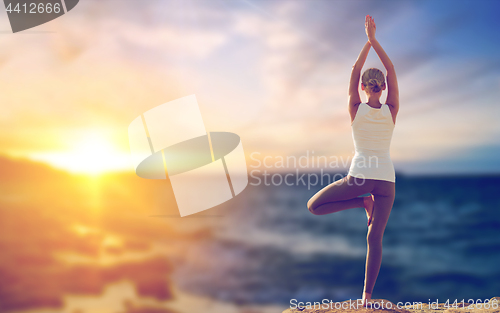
[352,64,362,71]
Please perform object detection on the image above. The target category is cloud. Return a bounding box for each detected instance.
[0,0,499,174]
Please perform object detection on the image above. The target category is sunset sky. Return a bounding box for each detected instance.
[0,0,499,175]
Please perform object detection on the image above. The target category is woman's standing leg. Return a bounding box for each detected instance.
[307,175,374,215]
[362,180,395,302]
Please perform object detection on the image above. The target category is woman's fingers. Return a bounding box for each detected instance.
[365,15,376,35]
[368,15,375,31]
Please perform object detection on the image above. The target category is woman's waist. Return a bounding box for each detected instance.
[350,153,394,170]
[353,147,391,156]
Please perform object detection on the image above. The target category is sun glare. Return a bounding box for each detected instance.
[29,131,132,176]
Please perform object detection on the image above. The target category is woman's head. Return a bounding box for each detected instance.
[361,68,385,94]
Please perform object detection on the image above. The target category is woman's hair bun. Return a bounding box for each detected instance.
[368,78,381,93]
[362,68,385,93]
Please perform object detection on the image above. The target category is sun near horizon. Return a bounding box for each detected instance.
[24,129,133,176]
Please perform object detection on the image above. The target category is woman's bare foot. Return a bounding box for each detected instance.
[361,291,372,307]
[363,195,374,226]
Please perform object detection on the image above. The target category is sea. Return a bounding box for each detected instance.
[166,172,500,306]
[2,156,500,313]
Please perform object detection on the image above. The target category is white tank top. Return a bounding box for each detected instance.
[348,103,395,183]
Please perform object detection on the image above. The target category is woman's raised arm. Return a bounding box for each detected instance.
[348,41,371,120]
[366,15,399,112]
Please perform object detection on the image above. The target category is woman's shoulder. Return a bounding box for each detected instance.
[349,102,367,125]
[384,103,398,125]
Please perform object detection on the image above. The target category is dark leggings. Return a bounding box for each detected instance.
[306,175,395,295]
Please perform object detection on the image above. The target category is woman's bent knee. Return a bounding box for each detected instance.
[307,200,318,215]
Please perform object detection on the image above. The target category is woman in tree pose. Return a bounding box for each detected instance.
[307,15,399,304]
